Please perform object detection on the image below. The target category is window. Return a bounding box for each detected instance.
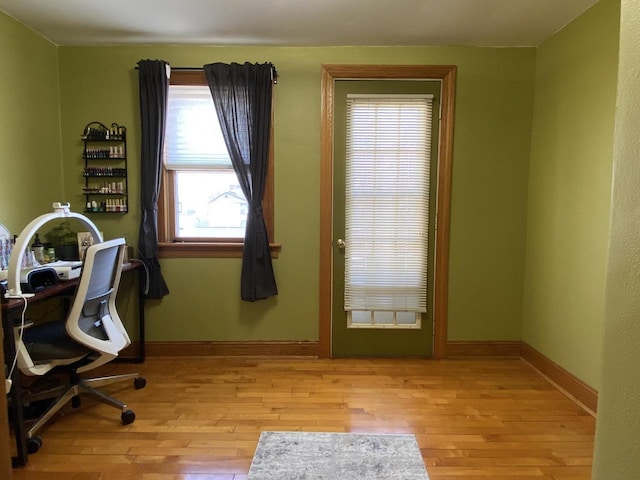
[158,70,276,258]
[344,94,433,328]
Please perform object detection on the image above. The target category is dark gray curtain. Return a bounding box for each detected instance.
[203,62,278,301]
[137,59,170,299]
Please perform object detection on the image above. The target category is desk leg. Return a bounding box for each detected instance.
[137,268,145,362]
[116,265,146,363]
[3,311,28,467]
[0,318,13,478]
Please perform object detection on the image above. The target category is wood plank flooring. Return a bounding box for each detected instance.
[10,356,596,479]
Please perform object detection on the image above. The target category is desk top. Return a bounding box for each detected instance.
[1,260,143,311]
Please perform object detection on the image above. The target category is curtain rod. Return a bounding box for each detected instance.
[134,66,200,70]
[135,64,278,83]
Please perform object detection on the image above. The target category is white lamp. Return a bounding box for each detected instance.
[5,202,103,298]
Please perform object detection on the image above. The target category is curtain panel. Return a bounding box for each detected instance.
[137,59,170,299]
[203,62,278,301]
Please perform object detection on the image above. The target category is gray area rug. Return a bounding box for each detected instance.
[247,431,429,479]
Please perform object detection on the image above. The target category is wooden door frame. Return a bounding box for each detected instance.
[319,64,457,359]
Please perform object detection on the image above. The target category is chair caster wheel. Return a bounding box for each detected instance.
[121,409,136,425]
[27,436,43,454]
[134,377,146,389]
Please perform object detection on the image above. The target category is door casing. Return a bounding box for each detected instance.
[319,64,457,359]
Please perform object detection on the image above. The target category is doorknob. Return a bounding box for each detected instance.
[336,239,346,249]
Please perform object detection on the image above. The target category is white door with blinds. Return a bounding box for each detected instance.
[344,94,433,328]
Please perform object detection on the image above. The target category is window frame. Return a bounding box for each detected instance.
[157,70,279,258]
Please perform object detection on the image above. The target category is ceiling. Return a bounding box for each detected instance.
[0,0,599,47]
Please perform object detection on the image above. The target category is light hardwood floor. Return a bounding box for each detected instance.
[10,356,596,479]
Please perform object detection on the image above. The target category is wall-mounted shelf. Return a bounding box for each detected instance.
[81,121,128,213]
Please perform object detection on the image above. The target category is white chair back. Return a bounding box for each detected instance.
[16,238,130,376]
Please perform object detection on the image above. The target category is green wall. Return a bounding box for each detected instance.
[7,3,640,475]
[1,4,619,394]
[593,1,640,476]
[522,0,619,390]
[55,45,535,344]
[0,13,63,232]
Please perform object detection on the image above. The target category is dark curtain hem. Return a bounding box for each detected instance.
[141,257,170,300]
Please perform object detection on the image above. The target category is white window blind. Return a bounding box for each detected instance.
[164,85,231,170]
[344,94,432,313]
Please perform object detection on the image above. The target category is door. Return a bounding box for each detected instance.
[331,80,440,357]
[318,64,456,359]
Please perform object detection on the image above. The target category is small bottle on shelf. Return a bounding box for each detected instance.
[31,233,44,264]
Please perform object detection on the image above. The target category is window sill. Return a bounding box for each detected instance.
[158,242,281,259]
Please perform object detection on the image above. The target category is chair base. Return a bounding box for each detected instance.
[25,372,143,443]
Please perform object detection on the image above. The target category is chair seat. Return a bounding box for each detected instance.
[23,321,91,363]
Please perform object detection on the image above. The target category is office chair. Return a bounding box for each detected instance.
[14,237,146,453]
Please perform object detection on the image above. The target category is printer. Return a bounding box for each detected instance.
[47,260,83,280]
[19,266,59,293]
[15,261,82,294]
